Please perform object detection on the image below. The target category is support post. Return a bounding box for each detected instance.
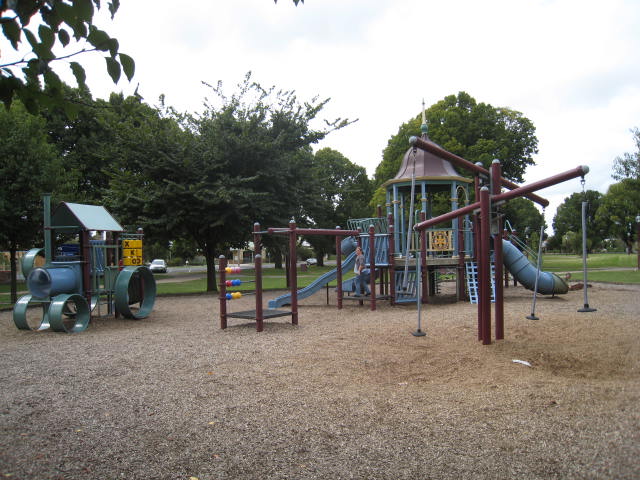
[219,256,227,329]
[389,223,396,305]
[420,212,428,304]
[479,187,491,345]
[255,254,264,332]
[368,225,376,311]
[491,160,504,340]
[289,220,298,325]
[336,227,343,310]
[457,223,466,300]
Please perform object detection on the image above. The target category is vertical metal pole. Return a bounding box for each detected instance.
[527,221,545,320]
[420,212,428,304]
[491,160,504,340]
[255,254,263,332]
[388,223,396,306]
[219,256,227,329]
[637,217,640,271]
[336,227,343,310]
[474,174,483,340]
[43,194,52,264]
[457,223,466,300]
[369,225,376,311]
[480,187,492,345]
[289,220,298,324]
[412,250,426,337]
[578,201,597,313]
[81,230,92,313]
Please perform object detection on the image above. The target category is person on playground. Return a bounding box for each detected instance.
[354,246,370,296]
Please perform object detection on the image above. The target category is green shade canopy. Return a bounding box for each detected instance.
[51,202,123,232]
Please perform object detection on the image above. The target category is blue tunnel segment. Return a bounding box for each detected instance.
[501,239,568,295]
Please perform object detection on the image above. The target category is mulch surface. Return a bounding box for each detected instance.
[1,283,639,479]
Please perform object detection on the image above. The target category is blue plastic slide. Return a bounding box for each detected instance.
[268,251,358,308]
[502,239,568,295]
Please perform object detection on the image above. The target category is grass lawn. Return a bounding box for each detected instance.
[2,256,638,307]
[542,253,637,271]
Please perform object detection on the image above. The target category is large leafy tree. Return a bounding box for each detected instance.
[611,127,640,181]
[107,73,351,291]
[549,190,603,253]
[595,181,640,253]
[0,100,62,302]
[41,84,116,203]
[304,147,371,265]
[0,0,134,116]
[501,197,545,244]
[373,92,538,200]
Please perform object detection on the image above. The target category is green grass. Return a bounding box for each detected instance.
[3,258,638,307]
[560,269,640,284]
[542,253,637,271]
[156,266,347,296]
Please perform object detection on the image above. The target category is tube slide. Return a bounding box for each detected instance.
[502,239,568,295]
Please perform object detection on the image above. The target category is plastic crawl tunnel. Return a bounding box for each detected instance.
[13,195,157,333]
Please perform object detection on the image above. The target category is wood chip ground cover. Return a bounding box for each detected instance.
[0,283,638,479]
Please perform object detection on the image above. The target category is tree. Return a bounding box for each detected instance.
[373,92,538,196]
[595,180,640,253]
[0,100,62,303]
[612,127,640,181]
[106,73,352,291]
[304,147,371,265]
[0,0,134,116]
[501,197,545,245]
[551,190,603,253]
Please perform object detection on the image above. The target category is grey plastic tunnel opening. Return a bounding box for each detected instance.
[114,266,157,319]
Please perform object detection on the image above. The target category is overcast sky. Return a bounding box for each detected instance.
[83,0,640,230]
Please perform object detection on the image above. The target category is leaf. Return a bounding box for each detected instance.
[58,28,70,47]
[87,27,110,51]
[1,18,21,50]
[38,24,54,50]
[108,0,120,19]
[70,61,86,87]
[105,56,121,83]
[43,68,62,96]
[107,38,119,58]
[23,29,38,49]
[72,0,95,23]
[119,53,135,81]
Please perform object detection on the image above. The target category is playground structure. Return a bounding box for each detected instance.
[409,135,588,344]
[219,125,590,343]
[13,195,157,333]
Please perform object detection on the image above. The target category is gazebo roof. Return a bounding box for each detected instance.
[383,135,471,188]
[51,202,124,232]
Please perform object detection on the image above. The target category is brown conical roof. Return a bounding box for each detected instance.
[384,136,471,187]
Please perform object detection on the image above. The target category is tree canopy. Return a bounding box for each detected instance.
[612,127,640,181]
[0,99,62,301]
[0,0,134,116]
[304,147,372,265]
[104,73,352,290]
[373,92,538,193]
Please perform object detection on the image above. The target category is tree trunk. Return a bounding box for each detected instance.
[9,243,18,305]
[205,243,218,292]
[273,249,283,270]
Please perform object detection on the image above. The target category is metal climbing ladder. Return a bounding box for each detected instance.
[465,261,496,304]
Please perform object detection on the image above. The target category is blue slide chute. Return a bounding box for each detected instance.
[267,251,357,308]
[502,239,568,295]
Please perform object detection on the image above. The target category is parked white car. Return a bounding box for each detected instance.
[149,259,167,273]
